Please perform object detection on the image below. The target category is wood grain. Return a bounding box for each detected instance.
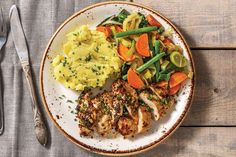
[132,127,236,157]
[183,50,236,125]
[133,0,236,48]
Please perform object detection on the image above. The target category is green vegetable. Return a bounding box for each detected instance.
[103,19,122,26]
[130,54,143,69]
[122,52,165,80]
[116,26,158,38]
[126,40,136,56]
[161,60,169,71]
[154,40,161,81]
[116,9,130,23]
[121,63,130,76]
[148,33,154,53]
[136,52,165,73]
[160,63,176,74]
[96,15,113,26]
[138,12,148,28]
[158,26,165,34]
[158,73,171,81]
[170,51,188,67]
[110,26,116,36]
[97,15,123,27]
[143,69,153,81]
[120,38,132,47]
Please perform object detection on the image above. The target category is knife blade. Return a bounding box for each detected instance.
[9,5,48,146]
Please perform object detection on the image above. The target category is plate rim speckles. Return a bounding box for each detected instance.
[39,1,196,156]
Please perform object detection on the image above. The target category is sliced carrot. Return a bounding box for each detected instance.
[169,84,181,95]
[162,38,173,45]
[96,26,112,38]
[136,33,150,57]
[169,72,188,88]
[115,26,123,32]
[146,14,162,27]
[127,68,144,89]
[118,44,135,61]
[156,80,168,88]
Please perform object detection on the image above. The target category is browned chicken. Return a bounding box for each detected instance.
[112,80,139,121]
[149,85,168,100]
[76,79,176,137]
[76,92,97,136]
[91,92,113,136]
[139,91,160,121]
[116,116,137,137]
[137,106,152,133]
[139,86,175,120]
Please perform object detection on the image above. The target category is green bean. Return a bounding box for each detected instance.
[122,52,165,80]
[116,26,158,38]
[154,40,160,81]
[148,33,154,53]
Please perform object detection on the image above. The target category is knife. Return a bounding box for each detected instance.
[9,5,48,146]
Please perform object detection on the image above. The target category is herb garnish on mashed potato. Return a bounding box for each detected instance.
[52,25,121,91]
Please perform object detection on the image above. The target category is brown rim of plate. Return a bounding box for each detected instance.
[39,1,196,156]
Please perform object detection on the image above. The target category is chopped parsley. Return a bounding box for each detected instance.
[100,102,110,114]
[160,97,168,105]
[62,59,67,66]
[123,107,129,116]
[146,106,154,112]
[95,46,99,53]
[85,54,92,62]
[148,95,153,100]
[91,67,98,73]
[79,105,88,112]
[117,94,122,100]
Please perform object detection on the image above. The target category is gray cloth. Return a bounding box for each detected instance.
[0,0,160,156]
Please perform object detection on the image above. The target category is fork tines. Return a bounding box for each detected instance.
[0,8,7,35]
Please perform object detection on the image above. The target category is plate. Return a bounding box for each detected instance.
[40,1,195,156]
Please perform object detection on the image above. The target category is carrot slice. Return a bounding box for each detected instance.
[118,44,135,61]
[127,68,144,89]
[156,80,168,88]
[169,72,188,88]
[136,33,150,57]
[96,26,112,38]
[146,14,162,27]
[169,84,181,95]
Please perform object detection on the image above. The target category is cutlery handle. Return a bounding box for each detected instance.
[22,62,48,146]
[0,69,3,135]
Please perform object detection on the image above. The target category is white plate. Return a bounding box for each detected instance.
[40,1,195,156]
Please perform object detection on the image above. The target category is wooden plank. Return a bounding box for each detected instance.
[134,127,236,157]
[133,0,236,48]
[183,50,236,126]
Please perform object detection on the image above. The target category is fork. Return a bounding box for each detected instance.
[0,7,8,135]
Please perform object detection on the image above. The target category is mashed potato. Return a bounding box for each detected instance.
[52,25,121,91]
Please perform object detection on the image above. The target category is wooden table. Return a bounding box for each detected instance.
[1,0,235,156]
[127,0,236,156]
